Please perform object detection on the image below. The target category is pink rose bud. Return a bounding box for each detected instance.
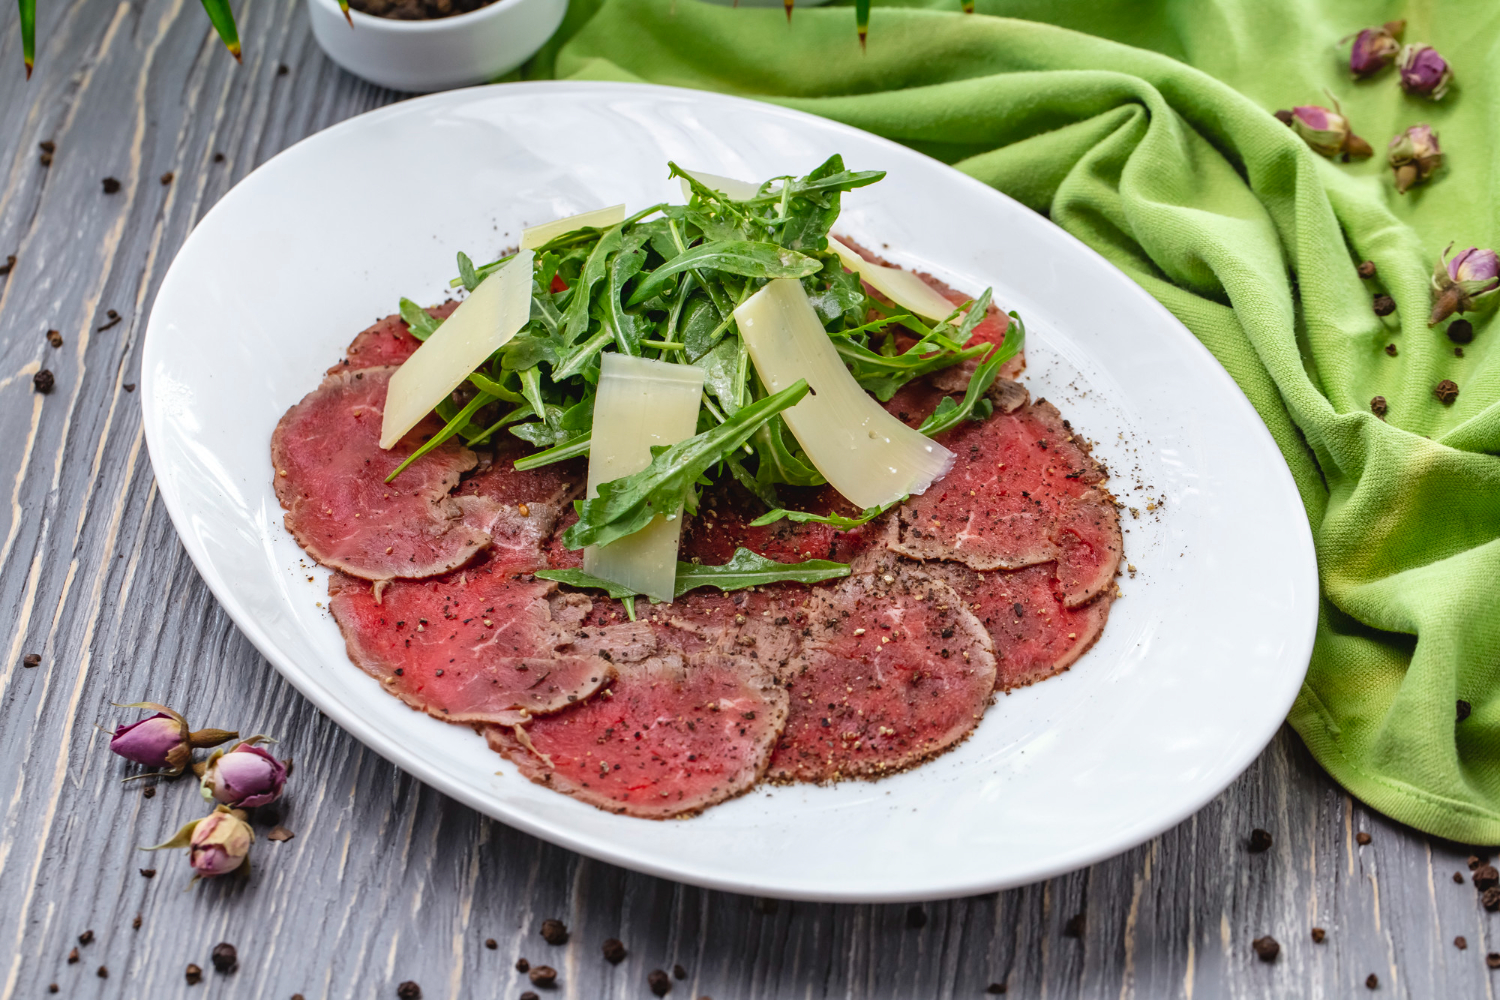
[1398,44,1453,100]
[201,739,289,809]
[190,809,255,878]
[1429,245,1500,325]
[110,713,189,770]
[1291,105,1369,159]
[1348,21,1404,77]
[1387,124,1443,193]
[106,702,237,776]
[144,805,254,884]
[1449,247,1499,286]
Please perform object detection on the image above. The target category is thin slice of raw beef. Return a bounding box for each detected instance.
[457,438,585,572]
[272,367,499,580]
[327,559,627,725]
[896,557,1113,691]
[487,650,788,819]
[883,394,1121,597]
[766,569,996,783]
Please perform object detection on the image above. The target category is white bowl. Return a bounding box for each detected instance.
[306,0,566,93]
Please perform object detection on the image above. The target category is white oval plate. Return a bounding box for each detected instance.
[143,82,1316,902]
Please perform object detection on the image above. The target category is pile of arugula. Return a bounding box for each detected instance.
[388,156,1024,605]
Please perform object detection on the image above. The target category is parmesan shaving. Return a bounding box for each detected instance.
[379,250,533,449]
[734,278,953,509]
[520,204,626,250]
[826,236,959,323]
[583,354,706,602]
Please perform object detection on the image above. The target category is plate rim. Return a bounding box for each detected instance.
[142,79,1318,902]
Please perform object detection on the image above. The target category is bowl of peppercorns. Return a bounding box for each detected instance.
[307,0,565,93]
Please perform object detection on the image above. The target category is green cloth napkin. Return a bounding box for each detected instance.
[524,0,1500,843]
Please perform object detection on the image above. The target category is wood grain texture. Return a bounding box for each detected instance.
[0,1,1496,997]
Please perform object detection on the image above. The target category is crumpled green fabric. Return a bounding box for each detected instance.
[522,0,1500,842]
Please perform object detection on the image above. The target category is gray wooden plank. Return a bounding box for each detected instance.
[1,1,1498,997]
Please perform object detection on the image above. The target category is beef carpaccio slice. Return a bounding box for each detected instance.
[858,551,1112,691]
[765,570,996,783]
[487,651,788,819]
[326,301,457,375]
[327,561,629,725]
[458,439,585,572]
[883,385,1122,605]
[272,367,502,581]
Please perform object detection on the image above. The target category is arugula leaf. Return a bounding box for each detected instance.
[561,379,810,550]
[465,402,533,446]
[672,548,849,596]
[601,229,652,355]
[626,241,821,307]
[692,337,742,417]
[951,287,993,346]
[467,371,524,403]
[385,392,494,483]
[680,294,724,361]
[741,164,886,205]
[399,298,442,342]
[749,496,905,530]
[775,154,849,254]
[753,415,825,487]
[919,310,1027,437]
[537,548,849,601]
[457,252,480,293]
[534,568,640,599]
[512,432,590,471]
[510,417,576,449]
[560,225,623,344]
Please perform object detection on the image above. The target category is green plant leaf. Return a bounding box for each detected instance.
[399,298,442,342]
[561,379,810,550]
[749,496,904,530]
[560,225,623,344]
[672,548,849,596]
[534,568,640,599]
[537,549,850,600]
[626,241,821,307]
[919,310,1027,437]
[456,251,479,293]
[512,432,590,471]
[18,0,35,77]
[384,392,494,483]
[753,415,825,487]
[199,0,241,60]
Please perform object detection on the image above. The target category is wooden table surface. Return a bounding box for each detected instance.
[1,1,1495,997]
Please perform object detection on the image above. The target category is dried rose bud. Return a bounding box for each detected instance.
[144,805,254,883]
[108,702,237,776]
[1290,104,1371,160]
[200,737,288,809]
[1398,44,1453,100]
[1387,124,1442,193]
[1347,21,1404,77]
[1429,245,1500,325]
